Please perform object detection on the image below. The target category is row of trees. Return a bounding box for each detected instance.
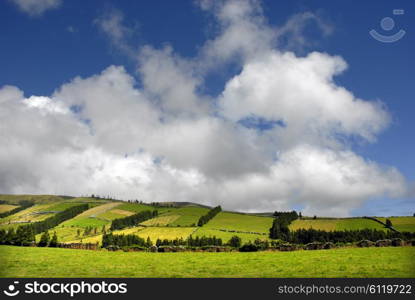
[38,231,58,247]
[102,232,151,248]
[0,204,89,247]
[27,204,90,235]
[101,234,250,249]
[269,210,299,240]
[197,206,222,226]
[0,227,58,247]
[0,200,34,218]
[110,210,158,231]
[287,228,415,244]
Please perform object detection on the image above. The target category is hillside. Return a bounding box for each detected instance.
[1,194,414,246]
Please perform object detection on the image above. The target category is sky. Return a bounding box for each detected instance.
[0,0,414,217]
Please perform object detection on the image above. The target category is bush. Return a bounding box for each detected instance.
[227,236,242,248]
[391,238,404,247]
[239,243,259,252]
[323,242,335,249]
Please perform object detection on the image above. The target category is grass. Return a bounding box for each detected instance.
[0,204,19,213]
[290,218,386,231]
[0,204,55,224]
[141,215,180,226]
[161,206,209,226]
[44,202,87,212]
[1,245,413,278]
[136,227,197,241]
[115,203,157,213]
[0,194,69,204]
[204,212,274,234]
[62,202,121,228]
[377,217,415,232]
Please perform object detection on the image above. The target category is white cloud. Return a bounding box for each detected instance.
[0,0,410,216]
[10,0,62,17]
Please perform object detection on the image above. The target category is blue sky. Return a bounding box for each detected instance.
[0,0,413,216]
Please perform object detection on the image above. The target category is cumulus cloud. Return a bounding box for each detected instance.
[10,0,62,17]
[0,0,409,216]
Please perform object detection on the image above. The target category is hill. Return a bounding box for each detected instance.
[1,194,414,246]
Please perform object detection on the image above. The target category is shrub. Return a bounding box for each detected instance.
[239,243,259,252]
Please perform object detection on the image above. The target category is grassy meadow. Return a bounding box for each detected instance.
[204,212,274,233]
[289,218,387,231]
[1,245,414,278]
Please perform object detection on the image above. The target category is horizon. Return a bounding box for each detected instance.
[0,0,414,217]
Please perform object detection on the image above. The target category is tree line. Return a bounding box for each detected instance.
[0,200,34,218]
[269,210,299,240]
[110,210,158,231]
[286,228,415,244]
[102,232,151,248]
[197,205,222,226]
[25,203,90,234]
[0,204,89,246]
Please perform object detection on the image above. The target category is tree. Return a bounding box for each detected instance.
[313,215,317,220]
[77,229,81,237]
[49,232,58,247]
[299,212,302,219]
[228,235,241,248]
[38,231,50,247]
[385,219,393,228]
[101,225,106,233]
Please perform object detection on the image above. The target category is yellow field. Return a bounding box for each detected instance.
[0,204,56,225]
[64,202,121,220]
[136,227,197,241]
[289,218,385,231]
[109,209,135,216]
[0,204,18,213]
[141,215,180,226]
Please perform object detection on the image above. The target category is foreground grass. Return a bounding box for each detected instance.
[1,245,413,278]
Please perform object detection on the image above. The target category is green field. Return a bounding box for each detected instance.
[377,217,415,232]
[1,245,413,278]
[161,206,210,226]
[204,212,273,234]
[289,218,387,231]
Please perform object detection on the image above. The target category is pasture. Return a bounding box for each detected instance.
[204,212,273,234]
[377,217,415,232]
[1,245,413,278]
[289,218,387,231]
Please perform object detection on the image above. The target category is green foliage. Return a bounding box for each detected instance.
[38,231,50,247]
[110,210,158,231]
[227,235,241,248]
[197,206,221,226]
[49,232,58,247]
[385,219,393,228]
[269,211,298,240]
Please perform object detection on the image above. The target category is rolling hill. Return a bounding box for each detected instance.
[1,194,414,246]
